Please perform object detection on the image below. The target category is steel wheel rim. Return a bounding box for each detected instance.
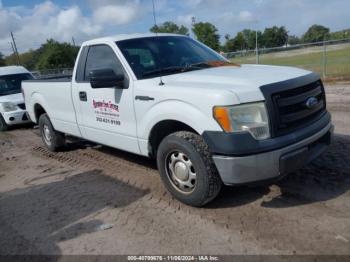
[165,151,197,194]
[42,124,52,145]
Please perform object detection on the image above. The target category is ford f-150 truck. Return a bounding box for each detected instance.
[0,66,33,131]
[23,33,333,206]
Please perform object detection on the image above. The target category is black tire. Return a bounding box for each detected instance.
[0,114,9,131]
[38,114,66,152]
[157,131,222,207]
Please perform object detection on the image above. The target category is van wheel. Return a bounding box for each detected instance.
[157,131,222,207]
[38,114,65,152]
[0,114,9,131]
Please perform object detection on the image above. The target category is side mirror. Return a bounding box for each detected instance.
[89,68,125,89]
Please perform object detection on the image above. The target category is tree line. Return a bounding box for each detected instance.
[1,39,79,71]
[151,22,349,52]
[0,22,349,70]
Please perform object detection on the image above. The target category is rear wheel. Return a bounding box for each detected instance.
[38,114,66,151]
[157,131,222,207]
[0,114,9,131]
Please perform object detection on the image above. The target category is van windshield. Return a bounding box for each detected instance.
[116,36,227,79]
[0,73,33,96]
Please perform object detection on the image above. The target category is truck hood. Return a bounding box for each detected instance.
[0,93,24,104]
[162,64,313,103]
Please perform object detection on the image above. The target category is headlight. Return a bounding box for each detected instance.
[0,102,18,112]
[213,102,270,140]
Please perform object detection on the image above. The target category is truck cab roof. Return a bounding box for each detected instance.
[82,33,186,46]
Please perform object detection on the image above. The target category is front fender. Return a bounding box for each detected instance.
[137,99,221,140]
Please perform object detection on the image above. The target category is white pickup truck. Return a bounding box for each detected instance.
[23,33,333,206]
[0,66,33,131]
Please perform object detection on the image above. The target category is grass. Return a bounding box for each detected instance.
[231,44,350,80]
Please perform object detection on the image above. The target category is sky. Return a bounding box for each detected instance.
[0,0,349,54]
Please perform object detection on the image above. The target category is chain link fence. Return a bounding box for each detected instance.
[224,38,350,80]
[30,68,73,79]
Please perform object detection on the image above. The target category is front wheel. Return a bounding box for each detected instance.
[0,114,9,131]
[157,131,222,207]
[38,114,66,152]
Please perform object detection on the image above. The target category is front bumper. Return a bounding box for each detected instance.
[1,109,31,126]
[212,122,333,185]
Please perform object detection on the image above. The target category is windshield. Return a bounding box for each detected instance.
[116,36,227,79]
[0,73,33,96]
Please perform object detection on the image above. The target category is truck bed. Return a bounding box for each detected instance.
[22,79,81,137]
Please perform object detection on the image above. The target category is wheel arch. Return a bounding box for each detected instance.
[33,103,47,123]
[148,119,199,158]
[29,92,51,124]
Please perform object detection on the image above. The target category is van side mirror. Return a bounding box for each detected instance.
[89,69,125,89]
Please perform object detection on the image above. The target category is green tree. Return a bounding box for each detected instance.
[192,22,220,51]
[35,39,79,70]
[302,24,330,43]
[150,21,189,35]
[288,35,301,45]
[329,28,350,40]
[0,52,6,66]
[233,32,245,51]
[242,29,262,50]
[261,26,288,48]
[222,34,235,52]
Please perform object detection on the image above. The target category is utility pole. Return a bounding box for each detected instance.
[72,37,76,46]
[10,32,20,65]
[9,41,20,65]
[323,39,327,78]
[255,29,259,64]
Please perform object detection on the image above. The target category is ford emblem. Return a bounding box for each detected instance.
[305,97,318,109]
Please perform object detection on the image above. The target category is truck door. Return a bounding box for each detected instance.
[71,44,139,154]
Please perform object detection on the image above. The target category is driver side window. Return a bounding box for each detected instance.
[84,45,124,81]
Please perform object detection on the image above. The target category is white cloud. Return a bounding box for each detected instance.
[0,1,102,54]
[0,0,144,54]
[238,11,256,23]
[93,4,137,25]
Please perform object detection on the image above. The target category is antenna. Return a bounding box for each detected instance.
[151,0,165,86]
[152,0,158,32]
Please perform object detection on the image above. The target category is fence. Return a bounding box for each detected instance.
[223,38,350,80]
[31,68,73,79]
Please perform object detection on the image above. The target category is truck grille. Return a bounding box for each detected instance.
[260,74,327,137]
[17,103,26,110]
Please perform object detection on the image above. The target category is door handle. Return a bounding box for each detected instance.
[79,91,87,101]
[135,96,154,101]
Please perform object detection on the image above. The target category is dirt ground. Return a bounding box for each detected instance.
[0,82,349,256]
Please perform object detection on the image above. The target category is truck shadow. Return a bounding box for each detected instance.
[0,169,149,256]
